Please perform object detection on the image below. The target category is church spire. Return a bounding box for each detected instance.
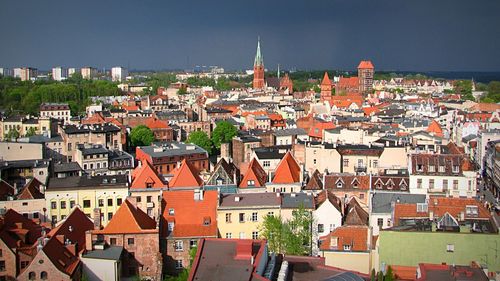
[254,37,264,67]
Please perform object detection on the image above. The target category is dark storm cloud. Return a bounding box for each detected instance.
[0,0,499,71]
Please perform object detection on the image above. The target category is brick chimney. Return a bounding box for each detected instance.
[93,208,101,230]
[85,231,93,251]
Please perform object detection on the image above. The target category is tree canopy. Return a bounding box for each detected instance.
[129,125,155,147]
[211,121,238,150]
[187,131,213,155]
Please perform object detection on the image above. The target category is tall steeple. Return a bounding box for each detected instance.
[253,37,265,89]
[254,37,264,67]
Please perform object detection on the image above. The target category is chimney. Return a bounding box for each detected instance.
[13,183,18,195]
[85,231,93,251]
[93,208,101,230]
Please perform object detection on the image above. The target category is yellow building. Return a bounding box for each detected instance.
[217,193,281,240]
[45,175,129,226]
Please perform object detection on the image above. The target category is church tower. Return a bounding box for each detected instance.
[253,38,265,89]
[320,72,332,104]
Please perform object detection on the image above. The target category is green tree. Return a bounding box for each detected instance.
[312,84,321,93]
[384,266,394,281]
[5,128,20,140]
[177,87,187,95]
[187,131,213,155]
[129,125,155,147]
[211,121,237,150]
[24,127,37,137]
[259,214,284,253]
[371,269,376,281]
[377,271,384,281]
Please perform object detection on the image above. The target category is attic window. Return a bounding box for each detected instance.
[343,245,351,251]
[169,208,175,216]
[247,180,255,186]
[438,166,445,173]
[416,164,423,172]
[203,217,211,225]
[417,203,428,213]
[452,165,459,173]
[146,183,153,188]
[337,182,343,188]
[465,205,478,217]
[428,165,435,172]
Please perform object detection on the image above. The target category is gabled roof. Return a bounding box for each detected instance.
[48,207,94,252]
[162,190,218,238]
[324,174,370,190]
[206,158,239,186]
[101,200,156,234]
[239,158,267,188]
[272,152,301,184]
[168,160,204,188]
[130,161,166,189]
[304,169,323,190]
[41,236,80,276]
[17,178,44,200]
[0,209,43,247]
[315,190,342,213]
[427,120,444,137]
[344,199,369,226]
[0,180,15,201]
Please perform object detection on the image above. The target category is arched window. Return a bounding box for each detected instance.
[28,272,36,280]
[41,271,48,280]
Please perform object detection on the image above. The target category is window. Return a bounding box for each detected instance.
[268,212,274,216]
[443,179,448,190]
[108,198,113,206]
[452,165,459,173]
[83,200,91,208]
[417,203,428,213]
[175,260,183,269]
[98,199,104,207]
[466,205,479,216]
[51,201,57,209]
[252,231,259,239]
[416,164,423,172]
[110,238,117,245]
[247,180,255,186]
[128,238,134,245]
[429,179,435,189]
[453,180,459,190]
[417,179,422,189]
[343,245,351,251]
[190,239,197,248]
[225,232,232,239]
[318,224,324,233]
[438,166,445,173]
[117,198,122,206]
[146,183,153,188]
[29,272,36,280]
[41,271,48,280]
[251,212,258,222]
[225,213,232,223]
[20,261,29,268]
[343,159,349,167]
[203,217,211,225]
[373,160,378,168]
[263,161,270,167]
[313,159,317,165]
[136,196,141,203]
[468,180,472,191]
[147,196,152,203]
[0,261,4,272]
[239,232,245,239]
[168,222,175,231]
[175,240,183,251]
[359,193,365,199]
[239,213,245,223]
[446,244,454,252]
[70,200,75,208]
[169,208,175,215]
[429,165,435,172]
[377,218,384,227]
[108,212,113,221]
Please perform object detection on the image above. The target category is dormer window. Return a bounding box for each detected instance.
[169,208,175,215]
[247,180,255,186]
[416,164,423,172]
[438,166,445,173]
[336,178,344,188]
[343,244,351,251]
[428,165,435,172]
[146,183,153,188]
[452,165,459,173]
[466,205,478,217]
[351,178,360,189]
[203,217,211,226]
[168,222,175,231]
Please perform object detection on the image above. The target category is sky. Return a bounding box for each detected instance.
[1,0,500,72]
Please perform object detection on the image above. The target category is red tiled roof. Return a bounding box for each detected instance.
[0,180,14,201]
[42,237,80,276]
[122,104,140,112]
[308,122,335,139]
[47,207,94,252]
[130,161,167,189]
[357,60,374,69]
[239,158,267,188]
[0,209,42,248]
[321,72,332,86]
[145,117,170,129]
[162,190,218,238]
[391,265,417,281]
[315,190,342,212]
[362,106,379,116]
[319,226,369,252]
[272,152,301,184]
[324,174,370,190]
[471,103,500,113]
[169,160,204,188]
[100,199,156,234]
[17,178,44,200]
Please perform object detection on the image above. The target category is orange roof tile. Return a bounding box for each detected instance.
[145,117,170,129]
[131,161,167,189]
[101,199,156,234]
[427,120,443,137]
[391,265,417,281]
[272,152,301,184]
[162,190,218,238]
[239,158,267,188]
[168,160,204,188]
[320,226,369,252]
[362,106,379,116]
[308,122,335,139]
[357,60,374,69]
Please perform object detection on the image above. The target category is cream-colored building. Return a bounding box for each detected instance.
[45,175,129,226]
[304,142,341,174]
[0,142,43,161]
[323,128,380,145]
[1,116,54,140]
[338,144,384,174]
[217,193,281,240]
[81,66,97,80]
[60,124,122,161]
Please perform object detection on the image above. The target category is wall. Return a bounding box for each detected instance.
[321,251,372,274]
[305,145,341,174]
[0,142,43,161]
[378,147,408,169]
[217,207,279,239]
[81,257,119,281]
[378,230,500,272]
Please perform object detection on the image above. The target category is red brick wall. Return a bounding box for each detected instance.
[17,251,75,281]
[0,241,16,280]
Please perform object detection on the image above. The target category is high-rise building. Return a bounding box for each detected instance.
[68,68,77,77]
[111,66,128,82]
[17,67,37,81]
[357,60,374,95]
[0,68,13,77]
[253,38,265,89]
[81,66,97,80]
[320,72,332,104]
[52,66,68,81]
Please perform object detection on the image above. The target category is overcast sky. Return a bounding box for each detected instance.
[1,0,500,71]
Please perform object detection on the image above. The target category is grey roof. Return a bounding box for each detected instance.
[53,162,82,173]
[273,128,307,137]
[47,175,128,191]
[63,123,120,134]
[139,142,207,158]
[281,193,314,209]
[77,144,109,156]
[82,246,123,260]
[0,159,50,171]
[219,193,281,208]
[323,272,366,281]
[254,149,285,160]
[371,193,426,214]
